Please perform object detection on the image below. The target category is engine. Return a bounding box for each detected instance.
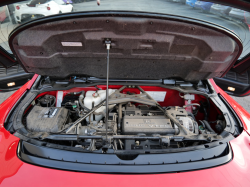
[122,104,196,135]
[25,86,223,152]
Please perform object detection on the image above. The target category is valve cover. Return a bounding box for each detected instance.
[122,115,176,135]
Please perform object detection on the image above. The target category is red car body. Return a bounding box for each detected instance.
[0,75,250,187]
[0,6,7,22]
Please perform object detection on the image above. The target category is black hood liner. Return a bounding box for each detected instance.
[9,12,242,81]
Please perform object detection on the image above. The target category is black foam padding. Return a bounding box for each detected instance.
[10,16,241,81]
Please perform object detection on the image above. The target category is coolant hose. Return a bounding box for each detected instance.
[203,120,216,133]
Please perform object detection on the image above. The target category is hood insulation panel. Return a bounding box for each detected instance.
[9,14,242,81]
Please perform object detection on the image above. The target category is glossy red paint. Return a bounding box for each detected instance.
[0,6,7,22]
[0,77,250,187]
[0,75,38,184]
[0,129,250,186]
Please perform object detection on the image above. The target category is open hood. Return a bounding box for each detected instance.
[9,13,242,81]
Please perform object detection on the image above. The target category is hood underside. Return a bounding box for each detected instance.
[9,13,242,81]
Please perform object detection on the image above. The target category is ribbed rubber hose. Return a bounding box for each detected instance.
[203,120,216,133]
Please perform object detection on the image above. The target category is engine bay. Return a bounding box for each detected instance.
[19,84,234,153]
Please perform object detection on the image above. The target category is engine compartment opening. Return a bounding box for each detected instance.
[18,84,233,154]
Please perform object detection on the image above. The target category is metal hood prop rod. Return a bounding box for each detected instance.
[105,39,111,143]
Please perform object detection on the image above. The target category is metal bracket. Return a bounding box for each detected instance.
[162,79,175,85]
[109,90,157,106]
[104,38,111,48]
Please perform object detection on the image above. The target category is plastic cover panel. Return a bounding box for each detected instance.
[18,141,232,173]
[10,16,241,81]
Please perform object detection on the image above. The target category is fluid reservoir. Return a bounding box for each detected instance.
[84,89,115,122]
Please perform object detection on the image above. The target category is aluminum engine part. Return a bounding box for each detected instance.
[178,117,194,133]
[166,106,195,133]
[79,120,117,135]
[122,115,177,135]
[26,105,69,133]
[122,104,178,135]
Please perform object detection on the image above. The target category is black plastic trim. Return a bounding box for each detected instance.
[219,94,243,129]
[4,90,27,127]
[0,72,34,91]
[0,72,33,81]
[12,92,38,131]
[214,77,250,97]
[0,46,17,68]
[18,141,232,174]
